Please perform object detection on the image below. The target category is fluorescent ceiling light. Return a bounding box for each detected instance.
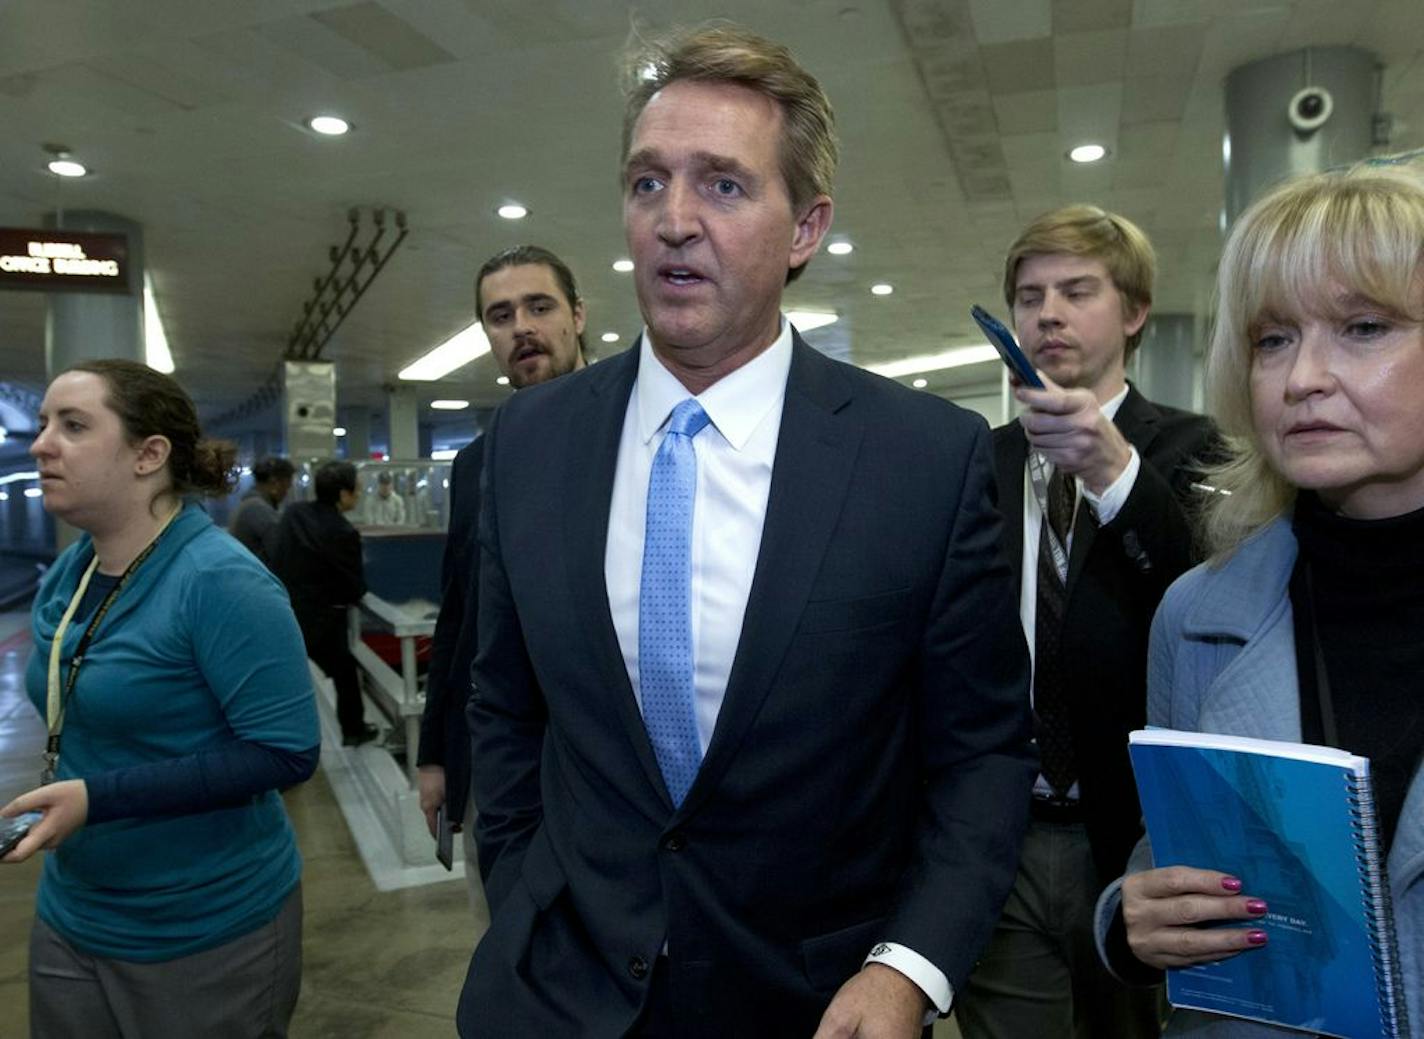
[826,241,853,256]
[430,399,469,410]
[399,322,491,381]
[497,203,528,220]
[912,378,928,389]
[1068,143,1107,163]
[48,159,87,177]
[865,344,999,379]
[0,471,40,485]
[24,487,42,498]
[870,283,894,296]
[495,375,510,386]
[307,115,351,136]
[785,310,838,332]
[601,332,620,343]
[333,426,348,437]
[143,273,174,373]
[430,448,459,460]
[612,259,634,273]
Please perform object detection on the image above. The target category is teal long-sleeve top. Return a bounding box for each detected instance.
[26,502,319,962]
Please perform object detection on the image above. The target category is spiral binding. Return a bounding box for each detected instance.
[1345,770,1411,1039]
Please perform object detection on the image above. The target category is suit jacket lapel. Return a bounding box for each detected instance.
[680,336,863,814]
[559,347,670,798]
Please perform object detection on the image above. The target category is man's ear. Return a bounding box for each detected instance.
[134,435,172,477]
[1123,301,1150,339]
[573,298,587,337]
[788,195,834,270]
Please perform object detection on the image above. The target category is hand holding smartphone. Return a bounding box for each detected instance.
[435,804,454,871]
[971,305,1044,389]
[0,812,43,858]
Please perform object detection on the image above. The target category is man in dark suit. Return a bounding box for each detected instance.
[268,460,373,745]
[458,25,1036,1039]
[956,206,1219,1038]
[417,245,587,905]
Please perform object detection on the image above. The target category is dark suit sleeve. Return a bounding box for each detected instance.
[466,408,546,911]
[418,441,479,768]
[886,418,1038,990]
[334,524,367,604]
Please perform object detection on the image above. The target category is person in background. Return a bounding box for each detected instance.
[1098,155,1424,1033]
[1,358,317,1038]
[364,471,406,526]
[959,206,1218,1038]
[417,244,587,908]
[228,454,294,565]
[269,460,375,747]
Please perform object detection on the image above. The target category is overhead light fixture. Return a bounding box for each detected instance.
[430,448,459,461]
[431,399,470,410]
[0,471,40,485]
[785,310,838,332]
[601,332,620,343]
[912,378,929,389]
[826,241,854,256]
[497,203,528,220]
[1068,143,1107,164]
[333,426,348,437]
[398,322,491,381]
[0,492,7,502]
[495,375,510,386]
[307,115,351,136]
[48,158,88,178]
[24,487,43,498]
[612,259,635,273]
[143,273,174,373]
[865,344,999,379]
[871,283,894,296]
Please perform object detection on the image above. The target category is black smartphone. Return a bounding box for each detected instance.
[0,812,42,857]
[970,305,1044,388]
[435,804,454,871]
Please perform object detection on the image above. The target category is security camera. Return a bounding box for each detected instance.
[1288,86,1334,134]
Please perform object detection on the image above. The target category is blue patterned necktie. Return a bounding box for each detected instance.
[639,398,711,807]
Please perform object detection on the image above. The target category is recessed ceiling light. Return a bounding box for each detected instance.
[827,241,854,256]
[912,378,928,389]
[1068,143,1107,164]
[601,332,620,343]
[333,426,348,437]
[307,115,351,136]
[399,322,491,381]
[612,259,635,273]
[48,159,87,178]
[871,283,894,296]
[496,375,510,386]
[497,203,528,220]
[431,399,470,410]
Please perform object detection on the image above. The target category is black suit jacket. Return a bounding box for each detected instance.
[459,335,1037,1037]
[993,386,1218,884]
[417,437,483,822]
[268,500,365,637]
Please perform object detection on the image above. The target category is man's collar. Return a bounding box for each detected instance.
[1100,382,1130,420]
[635,319,793,450]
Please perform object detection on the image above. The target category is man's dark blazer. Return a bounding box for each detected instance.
[417,436,483,823]
[992,385,1217,885]
[458,333,1038,1038]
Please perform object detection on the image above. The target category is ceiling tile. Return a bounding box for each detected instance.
[993,89,1060,133]
[1121,75,1193,123]
[981,37,1056,93]
[1127,24,1206,80]
[1057,81,1123,140]
[969,0,1053,43]
[310,2,457,72]
[1051,0,1132,34]
[1054,28,1127,86]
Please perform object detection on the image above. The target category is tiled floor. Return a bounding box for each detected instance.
[0,608,962,1037]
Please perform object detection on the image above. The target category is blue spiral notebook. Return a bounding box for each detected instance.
[1128,729,1409,1039]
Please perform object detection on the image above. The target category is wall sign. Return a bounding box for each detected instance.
[0,227,130,293]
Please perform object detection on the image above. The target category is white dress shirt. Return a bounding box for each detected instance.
[605,322,952,1020]
[1018,385,1138,801]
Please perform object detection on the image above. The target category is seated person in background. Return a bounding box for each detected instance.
[270,460,376,746]
[2,358,317,1038]
[228,454,294,565]
[364,471,406,526]
[1098,155,1424,1032]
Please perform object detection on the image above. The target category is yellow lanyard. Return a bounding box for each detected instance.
[42,504,181,782]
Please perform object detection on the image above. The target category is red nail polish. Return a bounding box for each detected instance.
[1246,899,1268,915]
[1221,877,1242,892]
[1247,930,1268,945]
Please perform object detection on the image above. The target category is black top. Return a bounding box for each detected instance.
[268,500,365,620]
[1291,491,1424,855]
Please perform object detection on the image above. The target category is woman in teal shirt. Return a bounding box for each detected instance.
[1,359,319,1037]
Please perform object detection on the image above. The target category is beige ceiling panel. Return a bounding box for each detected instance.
[310,3,457,72]
[1051,0,1132,34]
[255,13,392,79]
[82,50,238,112]
[993,88,1061,133]
[1116,119,1180,163]
[1127,24,1206,81]
[1056,81,1123,141]
[1121,75,1192,123]
[1196,7,1292,83]
[1053,29,1127,87]
[969,0,1053,44]
[1000,129,1064,167]
[893,0,979,48]
[981,37,1057,93]
[1111,159,1169,189]
[1278,3,1381,50]
[1131,0,1213,30]
[1357,0,1424,62]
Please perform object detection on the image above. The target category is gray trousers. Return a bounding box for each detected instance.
[955,819,1162,1039]
[29,884,302,1039]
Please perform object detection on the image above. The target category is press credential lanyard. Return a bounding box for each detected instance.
[43,506,180,785]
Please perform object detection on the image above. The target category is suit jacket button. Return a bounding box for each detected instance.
[628,956,650,980]
[662,832,686,852]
